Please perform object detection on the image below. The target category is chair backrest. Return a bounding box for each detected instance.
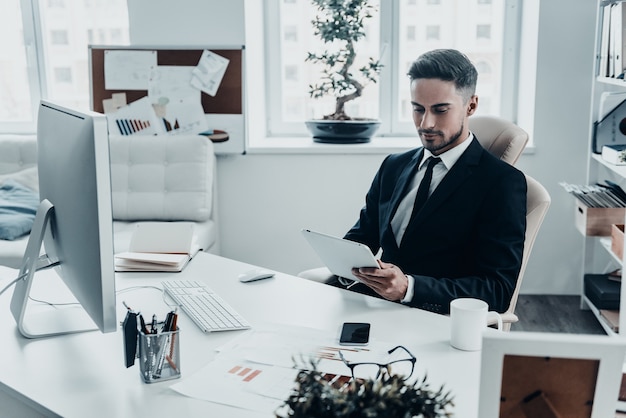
[108,134,216,222]
[470,115,528,165]
[471,116,545,330]
[500,174,551,331]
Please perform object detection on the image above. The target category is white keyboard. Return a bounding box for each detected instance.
[162,280,251,333]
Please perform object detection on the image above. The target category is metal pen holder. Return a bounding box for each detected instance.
[138,327,181,383]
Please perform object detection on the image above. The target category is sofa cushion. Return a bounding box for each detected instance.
[0,136,38,175]
[109,135,214,222]
[0,180,39,240]
[0,167,39,192]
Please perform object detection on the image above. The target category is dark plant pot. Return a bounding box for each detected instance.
[305,120,381,144]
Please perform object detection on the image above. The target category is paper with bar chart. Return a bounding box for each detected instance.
[170,355,298,412]
[170,324,398,413]
[106,96,160,136]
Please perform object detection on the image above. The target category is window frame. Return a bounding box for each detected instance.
[263,0,522,138]
[2,0,129,134]
[1,0,47,134]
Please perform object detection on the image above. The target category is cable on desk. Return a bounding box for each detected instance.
[0,256,60,298]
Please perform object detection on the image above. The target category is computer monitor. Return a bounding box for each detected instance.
[9,100,116,338]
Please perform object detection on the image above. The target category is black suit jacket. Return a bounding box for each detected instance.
[344,137,527,314]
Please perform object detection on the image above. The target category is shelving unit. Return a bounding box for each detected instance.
[582,0,626,336]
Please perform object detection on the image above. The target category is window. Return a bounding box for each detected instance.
[426,25,441,41]
[284,25,298,42]
[264,0,521,137]
[285,65,299,82]
[53,67,72,83]
[476,24,491,40]
[50,30,69,45]
[1,0,129,133]
[406,25,416,41]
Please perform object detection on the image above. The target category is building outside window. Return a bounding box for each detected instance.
[1,0,129,133]
[265,0,521,137]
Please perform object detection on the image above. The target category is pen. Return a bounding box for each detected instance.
[151,314,158,334]
[154,334,170,377]
[139,314,150,334]
[155,312,179,377]
[162,310,175,332]
[167,312,179,372]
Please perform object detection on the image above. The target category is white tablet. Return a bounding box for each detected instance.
[301,229,379,282]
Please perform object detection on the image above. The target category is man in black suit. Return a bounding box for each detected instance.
[336,49,527,315]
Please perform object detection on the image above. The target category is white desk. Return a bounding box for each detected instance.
[0,253,482,417]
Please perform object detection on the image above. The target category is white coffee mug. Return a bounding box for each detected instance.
[450,298,503,351]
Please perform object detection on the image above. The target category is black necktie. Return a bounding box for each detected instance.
[412,157,441,214]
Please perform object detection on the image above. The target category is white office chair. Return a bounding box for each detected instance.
[469,115,528,165]
[495,175,550,331]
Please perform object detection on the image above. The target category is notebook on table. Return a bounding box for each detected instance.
[301,229,379,282]
[115,223,199,272]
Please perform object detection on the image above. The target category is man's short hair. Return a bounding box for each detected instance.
[407,49,478,103]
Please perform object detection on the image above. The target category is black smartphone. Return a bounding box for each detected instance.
[339,322,371,346]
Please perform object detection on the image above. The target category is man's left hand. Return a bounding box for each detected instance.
[352,261,408,301]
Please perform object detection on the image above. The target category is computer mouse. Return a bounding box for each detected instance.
[238,268,275,283]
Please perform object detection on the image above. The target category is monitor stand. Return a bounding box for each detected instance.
[9,199,97,339]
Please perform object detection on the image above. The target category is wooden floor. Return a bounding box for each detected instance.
[510,294,607,334]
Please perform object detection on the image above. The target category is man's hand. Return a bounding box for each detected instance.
[351,261,408,301]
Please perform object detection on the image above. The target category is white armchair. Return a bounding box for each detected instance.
[0,134,220,268]
[109,134,220,255]
[0,136,38,268]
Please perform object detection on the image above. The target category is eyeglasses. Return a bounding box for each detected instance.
[338,345,416,382]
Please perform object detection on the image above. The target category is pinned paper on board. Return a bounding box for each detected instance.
[102,92,127,114]
[152,97,208,135]
[105,96,160,136]
[104,50,157,90]
[148,66,200,104]
[191,50,230,96]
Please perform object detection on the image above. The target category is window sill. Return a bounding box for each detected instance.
[246,135,419,155]
[246,135,536,156]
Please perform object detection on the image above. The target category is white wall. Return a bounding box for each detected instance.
[513,0,596,295]
[128,0,597,295]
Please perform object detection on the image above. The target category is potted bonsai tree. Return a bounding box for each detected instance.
[305,0,383,143]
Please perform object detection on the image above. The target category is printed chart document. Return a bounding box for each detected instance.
[170,324,398,414]
[115,222,199,272]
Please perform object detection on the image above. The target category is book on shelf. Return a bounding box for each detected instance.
[612,2,626,78]
[115,222,199,272]
[599,3,612,77]
[600,309,619,333]
[600,2,626,79]
[602,144,626,165]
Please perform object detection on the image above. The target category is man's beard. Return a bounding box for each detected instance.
[420,122,464,153]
